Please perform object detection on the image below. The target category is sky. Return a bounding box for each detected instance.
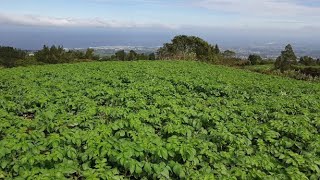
[0,0,320,49]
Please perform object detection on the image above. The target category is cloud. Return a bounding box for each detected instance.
[0,13,178,29]
[87,0,166,5]
[192,0,320,18]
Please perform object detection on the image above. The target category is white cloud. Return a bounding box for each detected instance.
[187,0,320,29]
[0,13,178,29]
[192,0,320,18]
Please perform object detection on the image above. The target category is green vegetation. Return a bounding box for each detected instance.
[0,46,27,68]
[0,45,156,68]
[275,44,297,72]
[103,50,155,61]
[0,61,319,179]
[157,35,218,61]
[299,56,320,66]
[0,45,100,68]
[35,45,100,64]
[248,54,263,65]
[1,35,320,81]
[243,64,274,72]
[156,35,245,66]
[243,64,320,82]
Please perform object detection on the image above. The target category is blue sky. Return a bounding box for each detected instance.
[0,0,320,48]
[1,0,320,29]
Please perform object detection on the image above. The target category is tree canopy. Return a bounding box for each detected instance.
[35,45,99,64]
[248,54,262,65]
[275,44,297,72]
[157,35,219,61]
[299,56,317,66]
[0,46,27,67]
[223,50,236,58]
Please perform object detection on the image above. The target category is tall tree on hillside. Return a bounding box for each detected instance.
[214,44,220,54]
[275,44,297,72]
[127,50,138,61]
[148,53,156,60]
[85,48,95,59]
[115,50,126,61]
[35,45,68,64]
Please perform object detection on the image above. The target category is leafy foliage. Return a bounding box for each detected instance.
[0,46,27,68]
[35,45,99,64]
[222,50,236,58]
[299,56,319,66]
[157,35,219,61]
[248,54,263,65]
[275,44,297,72]
[103,50,156,61]
[0,61,319,179]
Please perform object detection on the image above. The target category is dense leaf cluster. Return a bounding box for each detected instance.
[157,35,220,62]
[0,46,27,68]
[101,50,156,61]
[299,56,320,66]
[0,61,319,179]
[35,45,99,64]
[275,44,298,72]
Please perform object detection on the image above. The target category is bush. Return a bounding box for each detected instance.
[293,66,320,77]
[0,46,27,68]
[15,57,42,67]
[248,54,262,65]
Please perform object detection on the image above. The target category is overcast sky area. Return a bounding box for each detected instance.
[0,0,320,49]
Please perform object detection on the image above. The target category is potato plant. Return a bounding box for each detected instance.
[0,61,319,179]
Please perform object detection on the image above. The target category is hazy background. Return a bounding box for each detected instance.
[0,0,319,53]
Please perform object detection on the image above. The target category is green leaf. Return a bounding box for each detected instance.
[144,162,152,174]
[129,162,135,174]
[119,130,125,137]
[1,161,8,169]
[153,164,161,174]
[173,164,183,176]
[44,111,55,120]
[135,164,143,174]
[161,168,170,179]
[161,148,168,160]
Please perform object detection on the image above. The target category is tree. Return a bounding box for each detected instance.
[148,53,156,60]
[115,50,126,61]
[85,48,95,59]
[0,46,27,67]
[127,50,138,61]
[223,50,236,58]
[36,45,51,64]
[67,50,85,59]
[214,44,220,54]
[299,56,316,66]
[275,44,297,72]
[248,54,262,65]
[35,45,74,64]
[157,35,216,61]
[139,53,146,60]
